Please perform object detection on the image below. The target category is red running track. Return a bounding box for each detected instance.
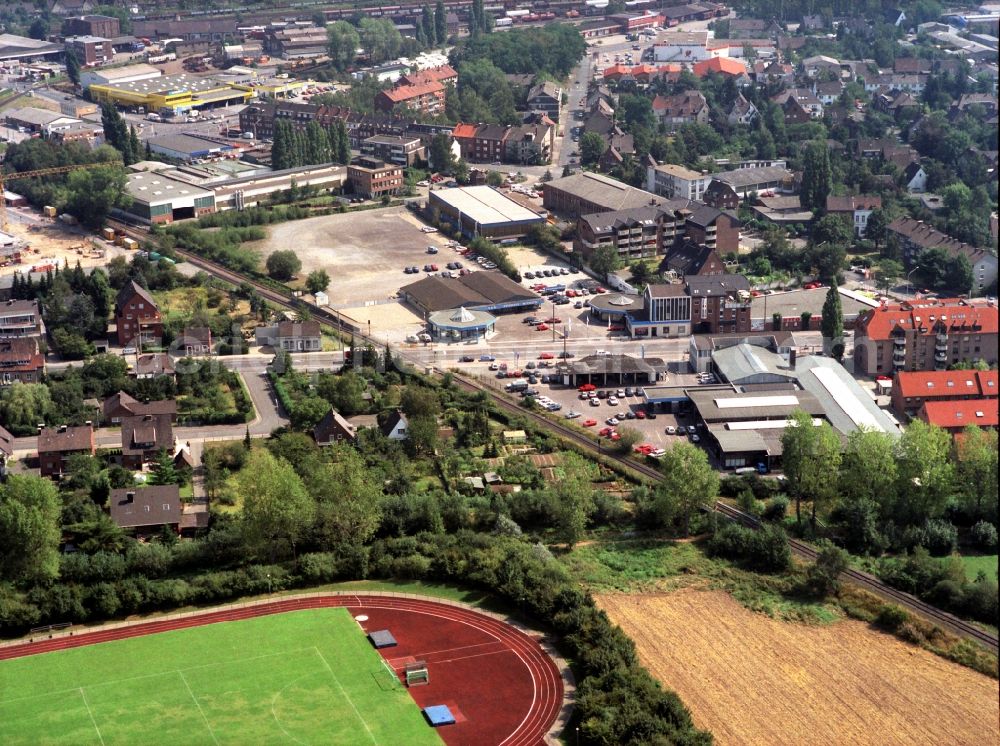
[0,595,563,746]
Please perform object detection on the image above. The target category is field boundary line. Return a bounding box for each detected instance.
[78,688,106,746]
[313,646,378,745]
[385,640,503,663]
[178,670,220,746]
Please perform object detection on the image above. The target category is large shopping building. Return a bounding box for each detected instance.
[87,70,252,116]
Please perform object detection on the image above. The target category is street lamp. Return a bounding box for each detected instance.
[906,267,919,297]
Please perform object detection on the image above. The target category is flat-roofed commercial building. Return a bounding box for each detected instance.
[0,34,62,63]
[401,272,541,315]
[125,171,216,224]
[80,63,161,89]
[428,185,546,239]
[147,133,235,162]
[347,156,403,199]
[88,72,252,115]
[360,135,425,166]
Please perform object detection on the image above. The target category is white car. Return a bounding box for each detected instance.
[122,346,137,355]
[590,398,601,406]
[420,226,438,233]
[405,334,419,343]
[665,426,676,435]
[606,417,619,425]
[607,396,619,406]
[417,180,430,186]
[418,333,431,342]
[565,410,581,419]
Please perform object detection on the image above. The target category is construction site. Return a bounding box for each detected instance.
[0,213,126,284]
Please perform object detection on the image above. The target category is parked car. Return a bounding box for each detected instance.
[459,355,475,362]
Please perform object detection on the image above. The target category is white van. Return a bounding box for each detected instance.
[146,112,161,122]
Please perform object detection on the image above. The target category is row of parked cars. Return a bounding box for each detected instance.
[524,267,574,279]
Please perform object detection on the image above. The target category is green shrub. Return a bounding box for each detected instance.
[971,521,998,551]
[875,604,910,631]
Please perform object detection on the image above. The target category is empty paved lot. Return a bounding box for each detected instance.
[247,207,450,307]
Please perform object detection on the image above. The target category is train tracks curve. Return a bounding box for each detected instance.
[112,221,999,655]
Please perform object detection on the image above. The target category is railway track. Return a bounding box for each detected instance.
[113,222,999,654]
[714,502,999,653]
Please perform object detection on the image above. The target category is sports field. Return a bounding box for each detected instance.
[0,608,441,746]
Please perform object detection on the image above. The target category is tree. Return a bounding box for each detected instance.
[421,6,435,46]
[238,449,315,561]
[811,214,853,249]
[579,131,606,166]
[840,427,897,515]
[589,245,622,278]
[781,409,842,528]
[894,419,954,525]
[805,541,850,597]
[308,446,383,549]
[148,449,181,486]
[435,0,448,44]
[944,254,974,295]
[429,133,455,172]
[614,426,642,453]
[820,286,843,358]
[486,170,504,187]
[265,250,302,281]
[63,165,129,227]
[66,50,81,86]
[629,260,652,285]
[657,441,719,536]
[306,269,330,295]
[0,475,61,583]
[873,258,903,295]
[359,18,403,64]
[0,382,54,434]
[955,426,999,523]
[865,208,888,250]
[800,140,832,211]
[28,17,50,41]
[327,21,361,71]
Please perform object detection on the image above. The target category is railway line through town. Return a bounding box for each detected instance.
[110,219,998,656]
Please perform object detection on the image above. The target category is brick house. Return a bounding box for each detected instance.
[38,424,95,479]
[313,408,357,445]
[687,274,752,334]
[120,413,175,469]
[114,280,162,348]
[683,205,741,254]
[826,195,882,237]
[347,157,403,199]
[179,326,212,355]
[526,81,562,122]
[652,91,709,129]
[0,337,44,386]
[109,485,181,534]
[661,243,726,278]
[103,391,177,425]
[918,399,999,435]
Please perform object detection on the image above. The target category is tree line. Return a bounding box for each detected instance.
[270,119,350,171]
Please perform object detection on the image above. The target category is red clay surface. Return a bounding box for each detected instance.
[0,595,562,746]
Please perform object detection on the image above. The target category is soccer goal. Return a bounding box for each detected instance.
[405,661,429,687]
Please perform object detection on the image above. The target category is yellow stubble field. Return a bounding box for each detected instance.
[596,589,999,746]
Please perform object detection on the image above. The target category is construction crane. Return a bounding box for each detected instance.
[0,161,119,232]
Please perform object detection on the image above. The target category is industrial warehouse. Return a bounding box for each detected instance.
[426,185,547,240]
[86,70,253,116]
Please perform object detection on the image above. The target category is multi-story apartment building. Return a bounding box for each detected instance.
[891,369,998,419]
[38,424,95,479]
[0,338,44,386]
[65,35,114,66]
[577,206,664,261]
[888,216,998,295]
[646,163,709,201]
[114,280,162,347]
[375,81,446,116]
[687,274,753,334]
[853,298,999,376]
[526,81,562,122]
[360,135,425,166]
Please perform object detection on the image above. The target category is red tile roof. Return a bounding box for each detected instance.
[920,399,999,430]
[452,122,478,139]
[895,370,999,399]
[380,81,444,103]
[856,299,999,341]
[692,57,747,77]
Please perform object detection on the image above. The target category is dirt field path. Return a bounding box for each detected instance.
[597,590,999,746]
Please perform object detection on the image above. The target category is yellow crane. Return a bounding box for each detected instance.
[0,161,118,232]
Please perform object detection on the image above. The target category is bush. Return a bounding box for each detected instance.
[265,250,302,281]
[970,521,998,551]
[707,522,791,573]
[903,519,958,556]
[875,604,910,632]
[762,495,788,522]
[804,541,849,597]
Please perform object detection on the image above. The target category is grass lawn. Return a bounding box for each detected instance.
[960,554,998,582]
[0,608,440,746]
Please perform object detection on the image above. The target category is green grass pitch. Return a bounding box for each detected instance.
[0,608,442,745]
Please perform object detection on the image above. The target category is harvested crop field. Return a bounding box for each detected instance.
[596,590,1000,746]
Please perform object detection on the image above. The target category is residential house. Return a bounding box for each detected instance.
[0,300,44,339]
[451,122,479,159]
[109,485,182,534]
[661,243,726,278]
[801,54,841,78]
[701,179,741,210]
[772,89,823,121]
[313,408,357,445]
[273,320,322,352]
[826,195,882,237]
[727,93,759,125]
[114,280,162,348]
[398,65,458,88]
[877,90,921,116]
[752,195,814,226]
[646,163,709,201]
[853,298,998,376]
[751,59,794,86]
[813,80,844,106]
[894,57,931,74]
[692,57,749,80]
[526,81,562,122]
[951,93,999,118]
[179,326,212,356]
[596,132,636,172]
[652,91,709,129]
[102,391,177,425]
[0,338,44,386]
[903,162,928,193]
[121,412,174,469]
[891,369,998,419]
[888,217,997,294]
[729,18,782,38]
[381,410,409,440]
[504,122,553,165]
[0,424,14,475]
[133,353,176,380]
[38,424,95,479]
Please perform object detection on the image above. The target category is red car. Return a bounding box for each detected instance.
[598,426,614,437]
[608,324,625,332]
[635,410,646,419]
[566,289,577,298]
[429,264,438,271]
[539,352,555,360]
[634,444,654,454]
[594,286,607,293]
[577,383,596,391]
[582,419,598,427]
[545,317,562,324]
[610,432,621,441]
[536,323,549,331]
